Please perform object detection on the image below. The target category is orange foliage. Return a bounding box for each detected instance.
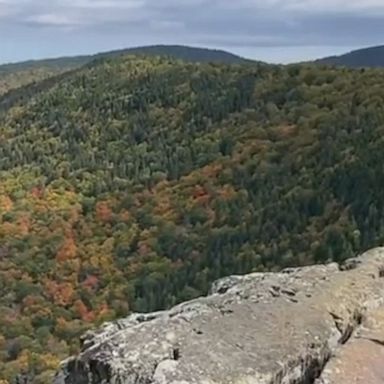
[0,214,30,238]
[45,281,75,306]
[119,210,131,222]
[95,201,113,222]
[55,317,68,331]
[218,184,237,201]
[17,215,30,235]
[22,295,39,308]
[200,163,223,178]
[74,299,95,322]
[153,196,171,215]
[31,186,45,199]
[56,235,77,262]
[0,195,13,212]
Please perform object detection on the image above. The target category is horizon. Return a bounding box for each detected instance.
[2,0,384,65]
[0,43,370,67]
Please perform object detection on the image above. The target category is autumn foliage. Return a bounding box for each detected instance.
[1,55,384,383]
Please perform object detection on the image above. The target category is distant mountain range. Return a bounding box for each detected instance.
[316,45,384,68]
[0,45,248,75]
[0,45,250,96]
[4,43,384,85]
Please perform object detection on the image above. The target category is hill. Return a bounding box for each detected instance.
[2,55,384,382]
[94,45,248,64]
[0,67,66,97]
[316,45,384,68]
[0,45,248,95]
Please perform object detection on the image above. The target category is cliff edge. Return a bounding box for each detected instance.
[54,248,384,384]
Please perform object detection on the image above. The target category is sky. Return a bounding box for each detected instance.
[1,0,384,64]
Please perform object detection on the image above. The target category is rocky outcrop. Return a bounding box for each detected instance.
[54,248,384,384]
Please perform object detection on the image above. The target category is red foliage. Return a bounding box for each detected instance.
[192,185,207,199]
[82,275,99,292]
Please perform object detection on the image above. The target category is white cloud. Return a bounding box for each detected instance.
[282,0,384,11]
[26,13,79,26]
[2,0,384,63]
[62,0,145,10]
[5,0,384,27]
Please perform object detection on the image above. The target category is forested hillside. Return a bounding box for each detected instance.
[316,45,384,68]
[0,68,65,96]
[0,45,247,96]
[1,55,384,382]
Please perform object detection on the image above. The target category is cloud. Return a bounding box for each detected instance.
[67,0,144,9]
[1,0,384,63]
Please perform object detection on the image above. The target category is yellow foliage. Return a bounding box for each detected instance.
[0,195,13,213]
[0,334,5,349]
[15,350,30,371]
[39,353,60,370]
[0,222,18,237]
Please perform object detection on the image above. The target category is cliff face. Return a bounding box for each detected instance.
[54,248,384,384]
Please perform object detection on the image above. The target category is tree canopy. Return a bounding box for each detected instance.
[0,55,384,382]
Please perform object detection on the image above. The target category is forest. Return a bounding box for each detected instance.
[1,54,384,382]
[0,45,247,98]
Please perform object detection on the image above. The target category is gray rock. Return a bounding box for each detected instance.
[54,248,384,384]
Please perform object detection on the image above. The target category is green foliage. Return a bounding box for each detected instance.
[0,54,384,382]
[0,45,248,98]
[0,68,64,96]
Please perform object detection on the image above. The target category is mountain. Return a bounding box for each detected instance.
[0,57,84,97]
[316,45,384,68]
[0,45,248,74]
[0,45,248,95]
[94,45,248,64]
[2,55,384,382]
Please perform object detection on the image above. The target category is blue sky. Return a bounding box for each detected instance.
[1,0,384,64]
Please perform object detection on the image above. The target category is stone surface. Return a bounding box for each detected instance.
[54,248,384,384]
[317,307,384,384]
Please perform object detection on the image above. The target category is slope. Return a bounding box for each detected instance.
[0,67,67,97]
[316,45,384,68]
[0,45,248,96]
[2,56,384,382]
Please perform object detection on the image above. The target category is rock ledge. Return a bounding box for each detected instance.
[54,248,384,384]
